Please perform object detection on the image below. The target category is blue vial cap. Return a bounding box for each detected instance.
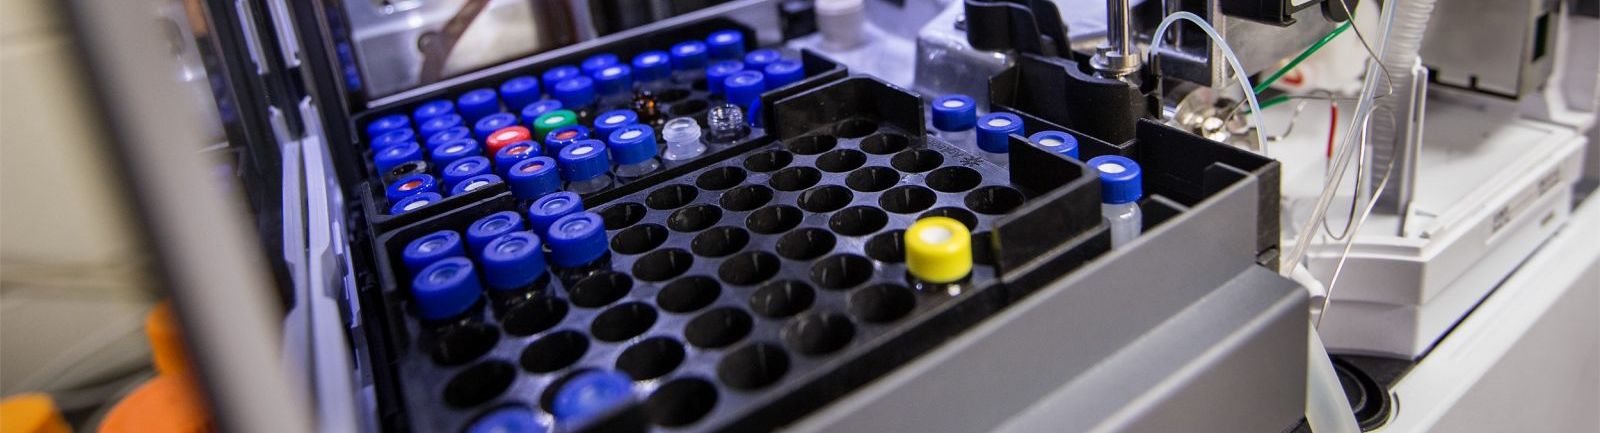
[669,41,709,71]
[366,114,410,138]
[520,100,564,126]
[1028,131,1079,159]
[494,141,541,174]
[467,211,526,255]
[385,173,438,202]
[552,76,596,109]
[481,231,547,291]
[544,125,590,153]
[418,113,464,139]
[507,157,561,201]
[1087,155,1143,204]
[474,112,520,143]
[374,141,424,174]
[541,65,581,94]
[706,30,745,60]
[744,49,781,70]
[410,257,482,321]
[426,126,472,150]
[431,139,482,169]
[528,191,583,236]
[557,140,611,182]
[580,53,619,76]
[551,370,633,423]
[931,94,977,132]
[607,124,658,165]
[449,173,502,197]
[593,110,638,138]
[371,128,416,150]
[705,60,744,95]
[763,59,804,89]
[389,192,442,215]
[442,156,492,190]
[975,112,1024,153]
[402,230,464,275]
[724,70,766,112]
[631,50,671,82]
[464,407,549,433]
[593,64,633,97]
[499,75,542,111]
[457,88,501,123]
[545,212,607,268]
[412,99,455,122]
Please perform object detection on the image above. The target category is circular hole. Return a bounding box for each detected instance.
[520,330,589,373]
[776,228,836,260]
[720,185,774,212]
[832,118,879,138]
[685,307,753,348]
[845,166,899,192]
[668,204,721,232]
[691,226,750,257]
[655,88,690,104]
[965,186,1026,215]
[972,231,995,266]
[611,223,668,255]
[568,272,633,308]
[786,135,838,155]
[879,185,937,214]
[668,99,709,117]
[657,276,721,313]
[749,280,815,318]
[743,150,793,172]
[646,378,718,427]
[797,185,853,213]
[598,202,647,230]
[919,207,979,230]
[616,337,685,380]
[502,295,570,336]
[443,361,516,408]
[809,254,874,290]
[746,205,803,234]
[781,313,856,355]
[925,166,983,193]
[815,149,867,173]
[429,323,500,366]
[646,184,699,210]
[696,166,747,190]
[591,302,658,342]
[860,133,910,154]
[864,230,906,263]
[769,166,822,192]
[891,149,944,173]
[828,206,888,236]
[717,343,790,390]
[849,284,916,323]
[632,249,693,282]
[718,251,781,286]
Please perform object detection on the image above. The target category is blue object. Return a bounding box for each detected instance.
[402,230,464,275]
[592,64,632,97]
[705,60,744,95]
[763,59,804,89]
[593,110,638,138]
[1086,155,1142,204]
[474,112,520,143]
[418,113,463,139]
[373,142,424,174]
[442,156,492,190]
[552,76,596,109]
[541,65,581,94]
[724,70,766,112]
[557,140,610,182]
[931,94,978,132]
[385,173,438,202]
[631,50,671,83]
[426,126,472,151]
[528,191,583,236]
[1028,131,1079,159]
[669,41,709,72]
[412,99,455,123]
[481,231,547,291]
[449,173,502,196]
[580,53,619,76]
[546,212,607,268]
[366,114,410,138]
[494,141,541,174]
[507,157,561,201]
[389,192,441,215]
[975,112,1024,153]
[544,125,590,153]
[410,257,482,321]
[464,407,549,433]
[520,100,563,126]
[431,139,481,169]
[744,49,781,70]
[607,124,658,165]
[706,30,745,60]
[371,128,416,150]
[467,211,525,256]
[499,76,542,111]
[457,88,501,123]
[551,370,633,423]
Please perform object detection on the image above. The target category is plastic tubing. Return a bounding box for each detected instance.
[1307,326,1362,433]
[1148,12,1268,156]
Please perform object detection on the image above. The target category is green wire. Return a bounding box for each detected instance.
[1252,21,1352,94]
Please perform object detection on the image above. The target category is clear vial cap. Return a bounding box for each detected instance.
[706,103,749,143]
[661,117,706,161]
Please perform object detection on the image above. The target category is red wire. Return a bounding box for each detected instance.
[1326,104,1339,159]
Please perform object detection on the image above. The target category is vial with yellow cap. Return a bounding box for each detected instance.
[905,216,974,294]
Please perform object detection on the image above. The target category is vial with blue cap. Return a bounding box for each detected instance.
[431,139,482,169]
[473,112,519,143]
[593,64,633,107]
[390,192,441,215]
[552,370,634,427]
[412,99,455,123]
[373,142,423,174]
[366,114,410,139]
[493,141,540,175]
[764,59,804,90]
[1028,131,1079,159]
[466,211,526,258]
[558,139,614,194]
[418,113,463,139]
[442,156,492,190]
[661,117,705,161]
[481,231,549,299]
[402,230,465,275]
[930,94,978,156]
[528,191,583,236]
[544,124,591,155]
[507,156,561,201]
[552,76,597,122]
[541,65,581,95]
[669,40,709,83]
[463,407,549,433]
[371,128,416,150]
[706,29,746,60]
[498,75,541,111]
[520,100,563,127]
[386,173,439,203]
[704,60,744,96]
[545,211,611,282]
[410,257,484,323]
[382,160,433,185]
[724,71,765,125]
[743,49,781,71]
[631,50,671,90]
[449,173,502,197]
[592,109,637,139]
[975,112,1023,167]
[580,53,619,76]
[608,124,661,181]
[426,126,472,150]
[1087,155,1143,248]
[457,88,501,123]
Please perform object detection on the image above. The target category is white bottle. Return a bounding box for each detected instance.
[1087,155,1143,248]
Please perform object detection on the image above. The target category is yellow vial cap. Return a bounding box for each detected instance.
[1,393,69,433]
[904,217,973,284]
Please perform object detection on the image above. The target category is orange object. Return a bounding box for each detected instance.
[1,393,70,433]
[98,375,209,433]
[145,302,189,375]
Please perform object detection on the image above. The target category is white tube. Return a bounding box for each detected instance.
[1148,12,1269,156]
[1307,326,1363,433]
